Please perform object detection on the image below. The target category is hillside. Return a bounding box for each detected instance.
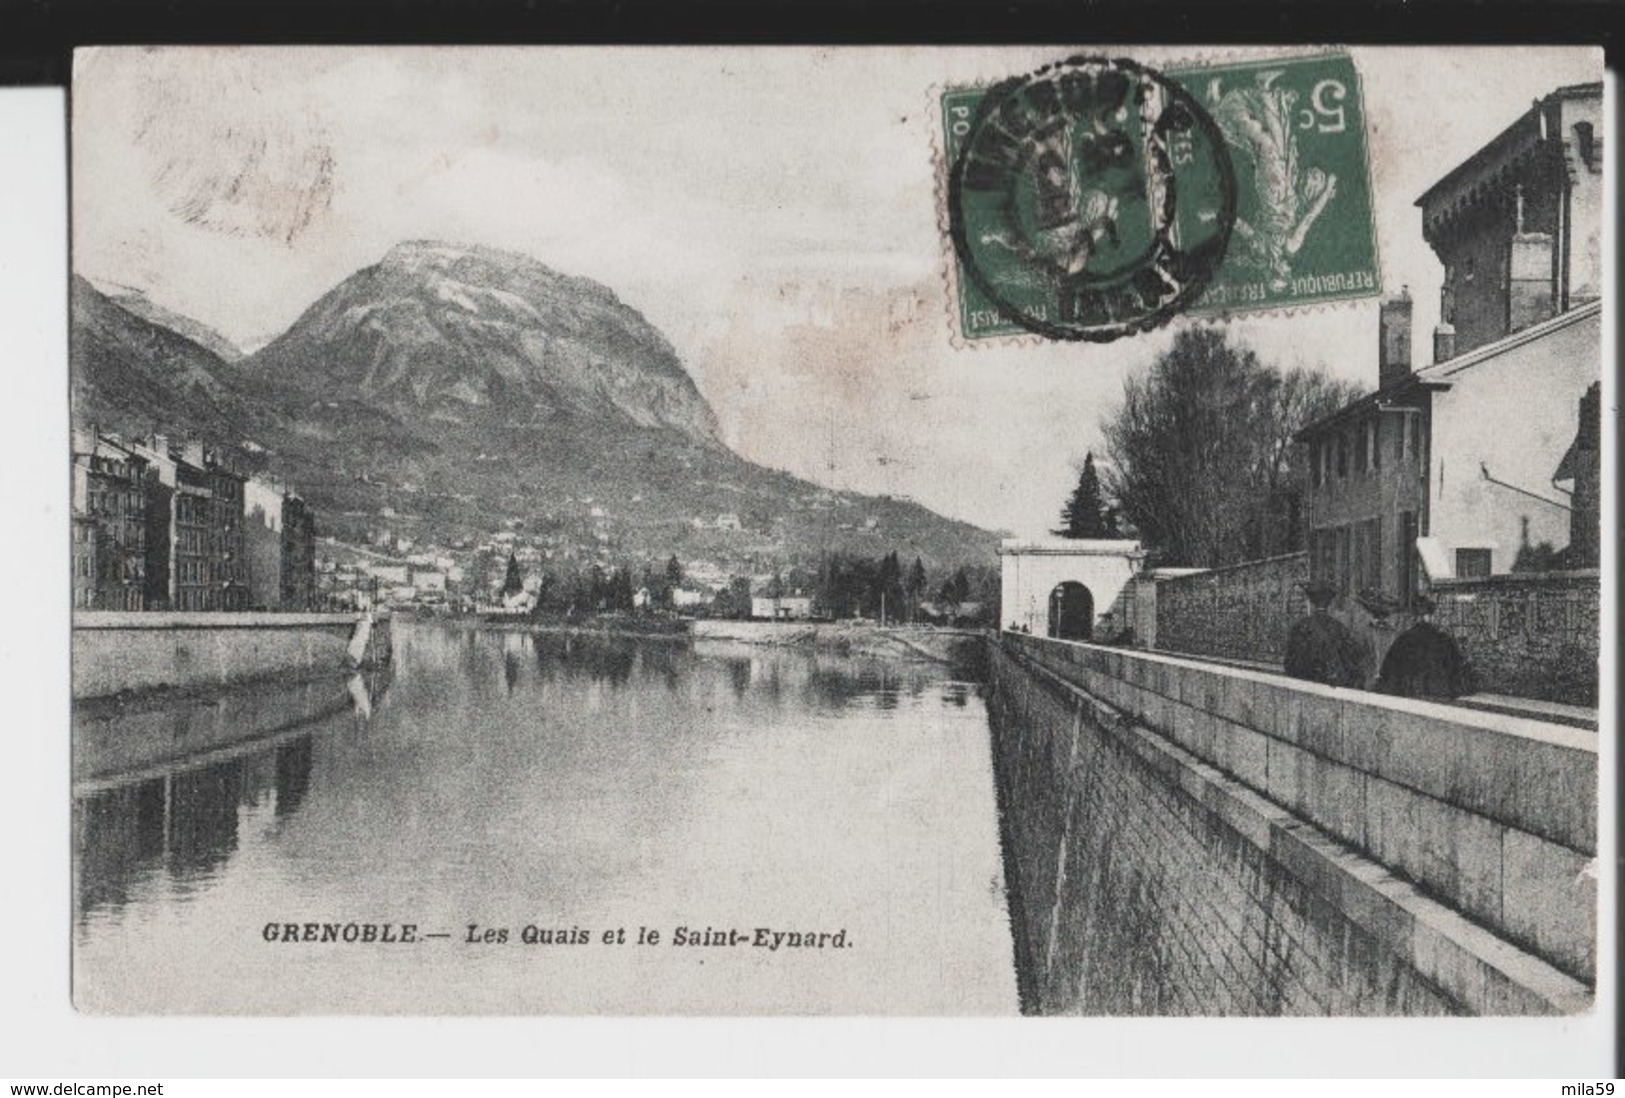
[71,244,999,575]
[70,275,256,444]
[92,281,246,363]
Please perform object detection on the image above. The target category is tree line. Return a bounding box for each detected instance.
[493,548,999,624]
[1056,327,1361,569]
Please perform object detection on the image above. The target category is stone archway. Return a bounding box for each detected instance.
[998,538,1145,638]
[1048,581,1094,640]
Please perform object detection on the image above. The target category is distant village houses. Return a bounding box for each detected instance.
[752,594,814,621]
[71,429,318,613]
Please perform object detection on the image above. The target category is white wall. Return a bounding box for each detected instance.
[999,539,1143,636]
[1428,306,1599,574]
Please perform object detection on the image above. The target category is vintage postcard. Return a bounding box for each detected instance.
[68,45,1605,1017]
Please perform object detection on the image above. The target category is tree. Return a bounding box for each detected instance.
[862,550,908,624]
[905,556,928,621]
[500,552,524,598]
[665,554,683,587]
[1100,327,1360,568]
[1054,452,1114,538]
[729,576,753,620]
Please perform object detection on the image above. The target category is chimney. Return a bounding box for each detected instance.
[1507,181,1556,332]
[182,439,205,467]
[1378,287,1413,389]
[1509,234,1556,332]
[1432,322,1456,364]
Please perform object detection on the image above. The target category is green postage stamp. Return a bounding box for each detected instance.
[939,51,1380,343]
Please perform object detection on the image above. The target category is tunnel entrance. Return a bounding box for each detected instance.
[1047,582,1094,641]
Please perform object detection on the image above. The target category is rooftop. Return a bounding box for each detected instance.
[1294,299,1602,442]
[1416,82,1602,231]
[998,537,1145,557]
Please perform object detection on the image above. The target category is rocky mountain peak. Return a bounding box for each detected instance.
[241,240,720,442]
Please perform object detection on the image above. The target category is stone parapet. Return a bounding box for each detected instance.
[993,632,1595,1010]
[72,611,374,699]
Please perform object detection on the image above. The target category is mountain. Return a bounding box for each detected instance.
[70,275,256,444]
[92,281,245,363]
[71,244,998,575]
[239,241,719,441]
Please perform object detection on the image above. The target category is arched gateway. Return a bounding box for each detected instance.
[998,538,1145,640]
[1048,581,1095,640]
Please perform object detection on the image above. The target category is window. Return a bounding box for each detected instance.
[1399,511,1418,604]
[1455,548,1492,579]
[1336,433,1348,478]
[1311,442,1323,488]
[1335,525,1351,593]
[1370,420,1381,471]
[1309,528,1334,585]
[1354,425,1367,474]
[1366,516,1383,592]
[1349,523,1363,594]
[1350,520,1381,594]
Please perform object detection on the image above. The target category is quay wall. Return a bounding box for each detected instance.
[989,632,1595,1016]
[73,673,364,787]
[72,611,386,700]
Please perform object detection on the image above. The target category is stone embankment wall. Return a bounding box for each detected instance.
[989,632,1594,1016]
[1150,552,1309,664]
[73,673,362,787]
[1430,572,1600,705]
[72,612,384,699]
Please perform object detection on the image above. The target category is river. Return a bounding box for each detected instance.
[72,621,1018,1014]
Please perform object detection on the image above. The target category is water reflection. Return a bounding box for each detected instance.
[72,622,1014,1015]
[74,730,319,921]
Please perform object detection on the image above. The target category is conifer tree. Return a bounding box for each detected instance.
[1054,452,1113,538]
[501,552,525,597]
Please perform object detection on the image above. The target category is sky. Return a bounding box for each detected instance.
[71,45,1603,538]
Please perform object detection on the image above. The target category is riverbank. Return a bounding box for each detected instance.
[73,669,386,790]
[72,611,390,700]
[413,612,985,665]
[426,612,690,641]
[691,619,984,664]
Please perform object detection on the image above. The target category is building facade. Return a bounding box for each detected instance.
[74,432,306,614]
[71,515,99,610]
[1419,82,1603,357]
[1554,380,1602,570]
[199,448,250,611]
[245,477,319,611]
[70,432,151,611]
[751,595,814,620]
[1297,82,1603,606]
[137,439,249,612]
